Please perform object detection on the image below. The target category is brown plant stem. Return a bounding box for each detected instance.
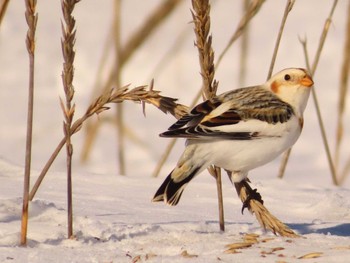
[337,2,350,184]
[267,0,295,80]
[0,0,10,26]
[21,0,38,246]
[238,0,250,87]
[60,0,80,238]
[113,0,125,175]
[191,0,223,231]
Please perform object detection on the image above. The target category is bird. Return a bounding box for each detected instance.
[152,68,314,207]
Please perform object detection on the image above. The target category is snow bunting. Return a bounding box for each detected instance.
[153,68,313,206]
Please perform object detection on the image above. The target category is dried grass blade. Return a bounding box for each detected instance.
[191,0,224,231]
[21,0,38,246]
[298,252,323,259]
[267,0,295,79]
[338,2,350,184]
[0,0,10,26]
[60,0,80,239]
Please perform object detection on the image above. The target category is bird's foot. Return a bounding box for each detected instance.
[241,188,264,214]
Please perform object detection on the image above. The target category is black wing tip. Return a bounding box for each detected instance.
[159,129,193,138]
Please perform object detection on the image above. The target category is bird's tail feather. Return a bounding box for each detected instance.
[152,166,201,206]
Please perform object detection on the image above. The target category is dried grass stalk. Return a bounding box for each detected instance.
[21,0,38,246]
[338,2,350,184]
[29,85,188,200]
[272,0,296,179]
[238,0,250,87]
[60,0,80,239]
[0,0,10,26]
[113,0,125,175]
[267,0,295,79]
[191,0,224,231]
[234,180,299,237]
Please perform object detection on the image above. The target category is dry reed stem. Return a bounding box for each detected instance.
[267,0,295,80]
[0,0,9,26]
[268,0,295,177]
[191,0,224,231]
[113,0,125,175]
[234,179,299,237]
[238,0,250,87]
[216,0,265,69]
[338,2,350,184]
[29,85,188,200]
[21,0,38,246]
[278,0,339,184]
[335,2,350,183]
[60,0,80,239]
[80,0,182,165]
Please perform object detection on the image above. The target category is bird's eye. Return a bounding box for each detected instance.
[284,74,291,81]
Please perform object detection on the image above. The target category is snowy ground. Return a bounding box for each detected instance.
[1,0,350,262]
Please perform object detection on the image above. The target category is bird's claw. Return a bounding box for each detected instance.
[241,188,264,214]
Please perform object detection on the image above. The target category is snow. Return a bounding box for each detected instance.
[1,0,350,262]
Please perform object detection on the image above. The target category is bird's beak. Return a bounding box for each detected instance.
[300,75,314,87]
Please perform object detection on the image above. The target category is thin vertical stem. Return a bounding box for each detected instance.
[21,0,38,246]
[275,0,299,177]
[239,0,250,87]
[114,0,125,175]
[60,0,80,238]
[335,1,350,178]
[0,0,10,26]
[191,0,223,231]
[215,167,224,231]
[267,0,295,80]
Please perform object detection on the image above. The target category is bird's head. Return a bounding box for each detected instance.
[267,68,314,115]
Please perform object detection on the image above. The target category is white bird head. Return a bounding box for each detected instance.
[266,68,314,115]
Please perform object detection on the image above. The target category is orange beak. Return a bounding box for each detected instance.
[300,75,314,87]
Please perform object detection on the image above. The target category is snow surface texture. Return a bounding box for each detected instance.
[1,1,350,262]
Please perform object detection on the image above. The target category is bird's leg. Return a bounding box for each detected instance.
[238,179,264,214]
[226,171,264,214]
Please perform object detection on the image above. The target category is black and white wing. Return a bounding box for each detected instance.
[160,86,295,140]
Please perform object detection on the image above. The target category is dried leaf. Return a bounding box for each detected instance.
[243,233,260,243]
[298,252,323,259]
[271,247,285,253]
[225,242,253,250]
[180,250,198,258]
[332,246,350,250]
[132,255,141,263]
[224,248,240,254]
[260,237,275,243]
